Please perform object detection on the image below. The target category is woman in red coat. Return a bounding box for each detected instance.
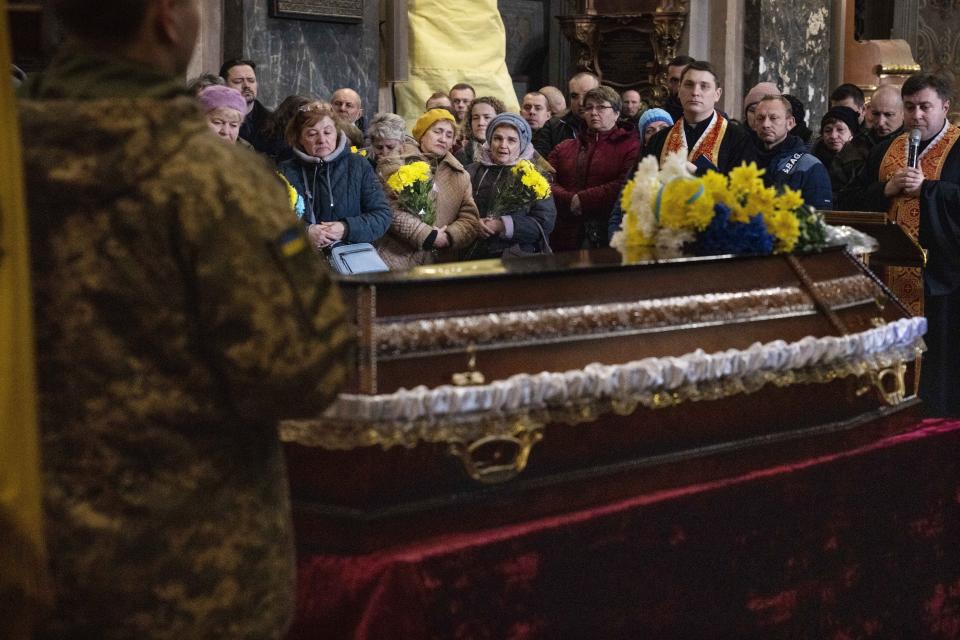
[547,86,640,251]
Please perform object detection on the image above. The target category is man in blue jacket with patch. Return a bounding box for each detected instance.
[754,95,833,210]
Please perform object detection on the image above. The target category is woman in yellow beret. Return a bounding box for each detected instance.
[376,108,480,270]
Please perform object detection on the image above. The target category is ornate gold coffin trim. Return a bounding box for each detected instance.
[374,275,883,357]
[280,317,926,451]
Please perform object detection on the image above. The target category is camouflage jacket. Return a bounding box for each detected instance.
[19,51,352,639]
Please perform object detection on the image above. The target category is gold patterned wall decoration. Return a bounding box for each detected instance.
[917,0,960,87]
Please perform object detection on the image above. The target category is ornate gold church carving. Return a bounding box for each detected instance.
[558,0,688,108]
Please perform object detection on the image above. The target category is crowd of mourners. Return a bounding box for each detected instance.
[194,55,916,269]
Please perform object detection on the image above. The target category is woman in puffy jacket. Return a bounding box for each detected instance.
[548,86,640,251]
[376,108,480,270]
[278,101,391,251]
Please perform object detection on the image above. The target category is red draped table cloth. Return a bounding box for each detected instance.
[289,419,960,639]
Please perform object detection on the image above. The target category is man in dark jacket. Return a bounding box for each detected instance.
[532,71,598,158]
[331,87,366,132]
[662,55,694,122]
[862,84,905,148]
[19,1,351,636]
[753,96,832,210]
[220,58,273,152]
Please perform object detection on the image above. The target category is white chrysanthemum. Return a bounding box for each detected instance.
[656,228,695,251]
[659,151,693,185]
[609,229,625,250]
[628,156,660,239]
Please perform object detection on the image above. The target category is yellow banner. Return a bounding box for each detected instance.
[0,0,46,615]
[394,0,520,128]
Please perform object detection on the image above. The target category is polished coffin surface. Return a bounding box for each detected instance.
[281,247,924,552]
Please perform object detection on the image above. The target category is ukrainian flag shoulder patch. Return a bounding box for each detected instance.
[277,226,307,257]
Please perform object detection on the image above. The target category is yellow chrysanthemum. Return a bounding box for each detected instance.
[686,192,716,230]
[658,178,704,231]
[276,172,299,210]
[700,171,729,199]
[765,209,801,253]
[745,185,778,218]
[513,160,551,200]
[513,159,535,174]
[386,161,432,192]
[728,162,765,191]
[407,161,431,181]
[620,179,636,212]
[774,186,805,212]
[385,170,406,192]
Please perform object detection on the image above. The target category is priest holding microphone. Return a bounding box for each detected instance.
[839,73,960,417]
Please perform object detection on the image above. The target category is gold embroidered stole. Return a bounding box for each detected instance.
[661,112,729,168]
[878,124,960,315]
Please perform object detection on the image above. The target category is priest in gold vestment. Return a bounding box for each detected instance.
[839,73,960,417]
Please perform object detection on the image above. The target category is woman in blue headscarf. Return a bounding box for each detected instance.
[464,112,557,259]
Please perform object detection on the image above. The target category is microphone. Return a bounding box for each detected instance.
[907,128,922,169]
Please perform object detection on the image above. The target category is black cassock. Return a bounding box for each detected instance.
[840,132,960,417]
[643,113,758,175]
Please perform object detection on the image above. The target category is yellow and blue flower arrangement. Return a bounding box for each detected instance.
[612,152,826,257]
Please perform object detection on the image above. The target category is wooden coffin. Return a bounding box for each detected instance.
[281,247,926,553]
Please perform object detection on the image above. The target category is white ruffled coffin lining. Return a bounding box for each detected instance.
[301,317,926,431]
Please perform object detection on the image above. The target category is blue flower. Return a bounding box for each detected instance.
[695,204,775,255]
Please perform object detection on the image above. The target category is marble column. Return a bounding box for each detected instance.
[223,0,380,113]
[743,0,831,128]
[186,0,224,83]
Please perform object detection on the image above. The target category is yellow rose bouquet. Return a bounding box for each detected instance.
[486,159,552,218]
[386,160,436,226]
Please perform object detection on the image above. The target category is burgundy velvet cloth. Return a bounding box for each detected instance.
[289,419,960,639]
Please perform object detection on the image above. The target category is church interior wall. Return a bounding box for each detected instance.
[9,2,960,126]
[916,0,960,91]
[221,0,380,111]
[743,0,832,129]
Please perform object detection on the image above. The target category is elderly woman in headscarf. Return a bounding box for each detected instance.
[198,85,247,145]
[277,100,391,250]
[376,108,480,270]
[464,113,556,259]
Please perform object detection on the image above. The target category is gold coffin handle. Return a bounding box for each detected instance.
[855,363,908,406]
[874,363,907,407]
[451,431,544,484]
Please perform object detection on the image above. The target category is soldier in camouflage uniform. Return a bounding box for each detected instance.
[18,0,352,637]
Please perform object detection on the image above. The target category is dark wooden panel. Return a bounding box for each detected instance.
[499,0,549,95]
[367,254,805,319]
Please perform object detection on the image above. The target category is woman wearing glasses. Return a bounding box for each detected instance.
[547,86,640,251]
[278,101,391,250]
